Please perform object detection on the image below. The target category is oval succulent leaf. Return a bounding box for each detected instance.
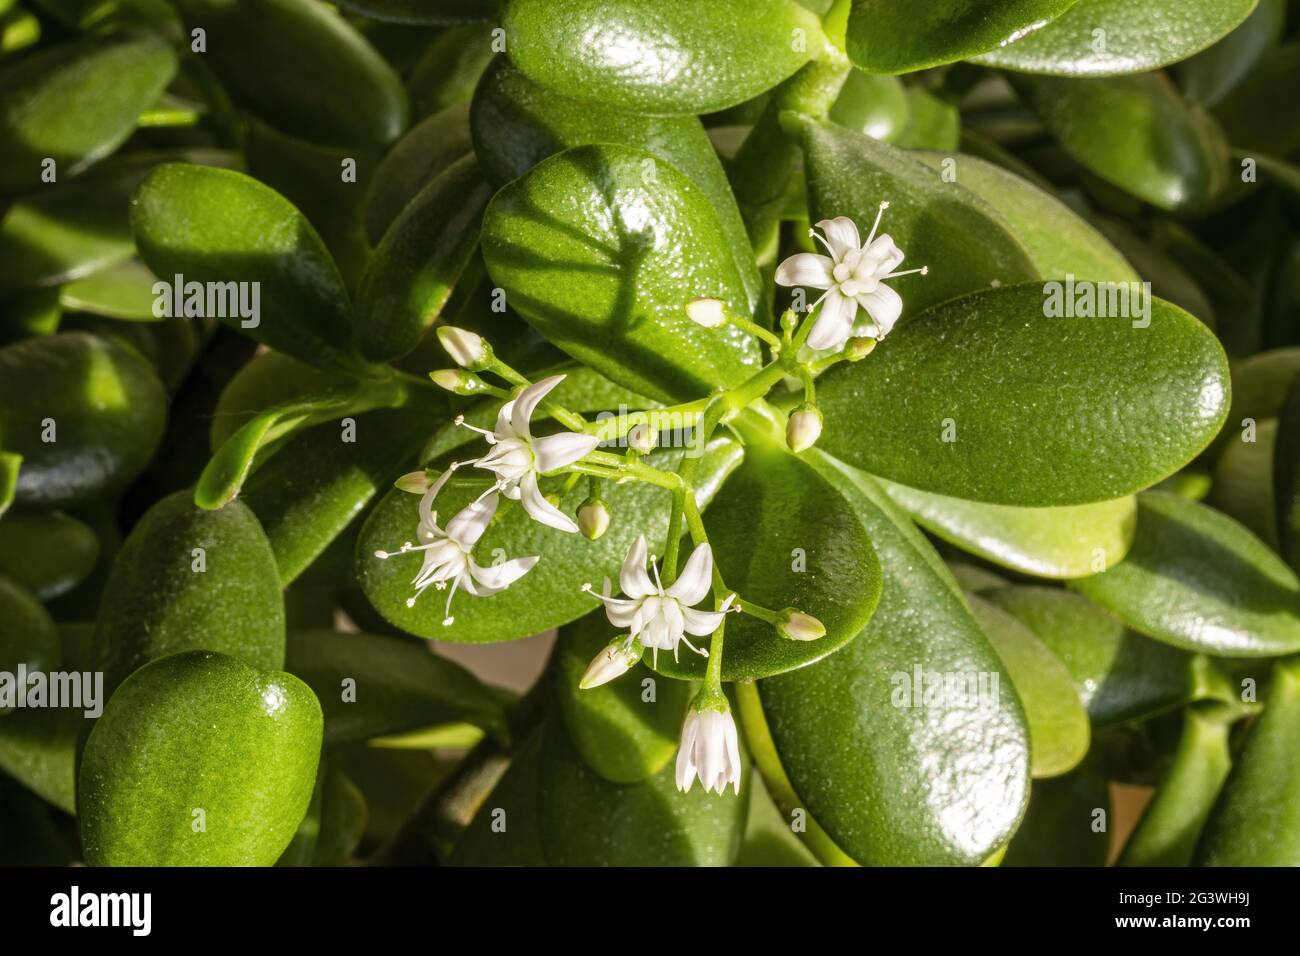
[0,578,61,715]
[0,511,99,601]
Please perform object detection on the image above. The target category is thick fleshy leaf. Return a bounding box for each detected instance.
[846,0,1078,74]
[363,102,472,244]
[0,32,176,193]
[816,284,1229,506]
[131,164,371,374]
[481,143,761,403]
[0,332,166,510]
[0,511,99,600]
[828,70,909,141]
[756,458,1029,865]
[502,0,820,115]
[447,730,548,866]
[471,59,760,308]
[892,88,959,151]
[357,439,744,642]
[59,258,162,321]
[796,117,1039,316]
[79,651,322,866]
[1175,0,1286,107]
[1011,72,1229,211]
[1072,492,1300,657]
[209,349,356,451]
[407,25,496,120]
[354,155,491,360]
[174,0,406,147]
[881,480,1136,578]
[552,611,689,783]
[975,0,1258,77]
[968,594,1089,778]
[336,0,494,23]
[93,490,285,697]
[1195,658,1300,865]
[986,586,1207,726]
[1002,765,1111,866]
[0,577,61,715]
[285,629,507,746]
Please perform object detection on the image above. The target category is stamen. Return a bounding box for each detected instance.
[864,201,889,248]
[454,416,498,441]
[807,227,838,259]
[649,556,665,594]
[882,266,928,279]
[443,575,461,625]
[679,634,709,658]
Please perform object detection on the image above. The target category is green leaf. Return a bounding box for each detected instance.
[447,729,548,866]
[285,629,507,746]
[845,0,1077,74]
[59,259,163,321]
[336,0,494,24]
[1072,492,1300,657]
[0,577,61,715]
[880,480,1136,578]
[357,439,744,642]
[651,438,881,682]
[471,59,761,309]
[892,88,960,151]
[502,0,821,115]
[132,164,372,374]
[1195,658,1300,865]
[407,25,496,120]
[756,458,1029,865]
[828,70,909,141]
[1214,43,1300,156]
[481,143,762,403]
[968,594,1089,778]
[1273,378,1300,568]
[796,117,1040,316]
[0,32,176,193]
[975,0,1259,77]
[0,511,99,600]
[816,284,1229,506]
[1213,418,1275,550]
[0,332,166,510]
[552,611,691,783]
[209,349,356,451]
[1175,0,1286,107]
[311,765,367,866]
[79,650,322,866]
[986,585,1206,726]
[1011,72,1229,211]
[1002,764,1110,866]
[354,155,491,361]
[174,0,407,147]
[913,151,1138,283]
[734,774,819,867]
[93,489,286,697]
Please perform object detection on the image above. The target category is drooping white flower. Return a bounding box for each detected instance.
[774,203,928,351]
[583,535,733,665]
[373,491,538,626]
[676,705,742,795]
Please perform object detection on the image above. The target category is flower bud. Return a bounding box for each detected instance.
[430,368,485,395]
[437,325,491,369]
[844,336,877,362]
[686,296,727,328]
[578,499,611,540]
[786,405,822,453]
[579,639,642,689]
[395,470,434,494]
[628,423,657,454]
[777,608,825,642]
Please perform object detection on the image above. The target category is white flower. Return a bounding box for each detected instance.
[584,535,733,665]
[437,325,487,368]
[373,491,538,626]
[775,203,927,351]
[676,706,742,795]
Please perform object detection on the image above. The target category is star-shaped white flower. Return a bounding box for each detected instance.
[774,203,927,351]
[676,706,742,795]
[584,535,733,665]
[374,491,538,626]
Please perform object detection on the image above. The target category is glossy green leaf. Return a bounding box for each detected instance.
[131,164,371,375]
[471,59,760,309]
[1072,492,1300,657]
[0,32,176,193]
[816,284,1229,506]
[845,0,1077,74]
[79,650,322,866]
[447,729,547,866]
[407,25,496,120]
[0,577,61,715]
[986,586,1205,726]
[209,349,356,451]
[892,88,959,151]
[757,458,1029,865]
[358,439,743,642]
[0,511,99,600]
[1011,72,1229,211]
[59,258,162,321]
[354,155,490,360]
[1002,765,1110,866]
[975,0,1257,76]
[968,594,1089,778]
[828,70,909,141]
[94,490,285,697]
[337,0,494,24]
[1196,658,1300,865]
[364,102,472,244]
[881,480,1136,578]
[174,0,407,147]
[796,117,1040,316]
[1176,0,1285,106]
[553,611,691,783]
[285,629,507,746]
[1212,418,1275,550]
[481,143,761,403]
[0,332,166,510]
[502,0,820,115]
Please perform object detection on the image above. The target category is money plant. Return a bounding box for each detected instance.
[0,0,1298,869]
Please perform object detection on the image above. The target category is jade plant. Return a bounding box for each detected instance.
[0,0,1298,869]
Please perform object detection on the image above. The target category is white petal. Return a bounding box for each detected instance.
[723,712,742,795]
[517,470,578,533]
[863,233,905,275]
[494,400,516,439]
[511,374,565,440]
[681,606,725,636]
[469,554,538,590]
[806,288,857,351]
[676,714,700,792]
[774,252,834,289]
[816,216,861,261]
[666,542,712,606]
[531,431,599,473]
[620,535,656,599]
[858,283,903,338]
[605,598,641,629]
[446,494,497,548]
[417,485,445,536]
